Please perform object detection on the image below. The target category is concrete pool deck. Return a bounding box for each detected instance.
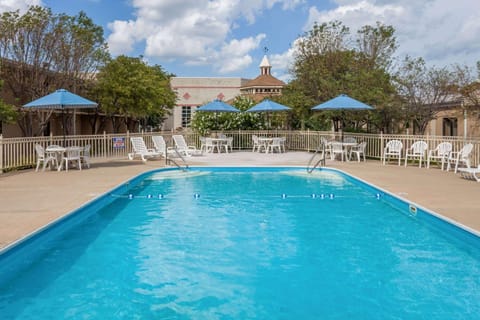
[0,151,479,249]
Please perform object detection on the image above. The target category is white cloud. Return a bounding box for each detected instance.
[0,0,41,13]
[107,0,304,75]
[215,34,266,73]
[303,0,480,68]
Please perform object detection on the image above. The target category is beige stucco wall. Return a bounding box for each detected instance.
[426,108,480,138]
[166,77,250,130]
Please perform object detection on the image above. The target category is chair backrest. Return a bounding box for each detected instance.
[130,137,148,153]
[152,135,166,152]
[271,138,282,146]
[331,142,343,152]
[435,142,452,156]
[66,147,81,158]
[35,144,45,158]
[357,141,367,152]
[205,138,214,147]
[410,141,428,154]
[83,144,91,156]
[172,135,187,149]
[460,143,474,158]
[386,140,402,152]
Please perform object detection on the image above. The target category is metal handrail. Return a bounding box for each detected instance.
[166,148,189,171]
[307,143,326,173]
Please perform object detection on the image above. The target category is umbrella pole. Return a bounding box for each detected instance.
[62,109,67,146]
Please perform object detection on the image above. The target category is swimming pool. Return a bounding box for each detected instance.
[1,167,480,319]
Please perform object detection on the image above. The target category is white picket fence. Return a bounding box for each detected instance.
[1,130,479,172]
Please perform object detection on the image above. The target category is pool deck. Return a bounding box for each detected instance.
[1,151,479,250]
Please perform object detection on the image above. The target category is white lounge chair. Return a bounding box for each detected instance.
[427,142,452,170]
[383,140,403,166]
[446,143,473,173]
[457,166,480,182]
[152,135,176,157]
[404,141,428,167]
[35,144,58,171]
[349,141,367,162]
[172,135,202,156]
[128,137,161,162]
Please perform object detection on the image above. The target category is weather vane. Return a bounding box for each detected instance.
[264,46,269,54]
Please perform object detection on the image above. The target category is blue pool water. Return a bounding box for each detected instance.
[1,167,480,319]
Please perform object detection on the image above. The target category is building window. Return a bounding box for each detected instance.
[442,118,457,136]
[182,106,192,128]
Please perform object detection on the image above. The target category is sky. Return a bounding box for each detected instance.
[1,0,480,82]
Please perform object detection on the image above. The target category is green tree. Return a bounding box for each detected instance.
[451,63,480,119]
[0,6,109,136]
[356,22,397,70]
[93,55,176,133]
[290,21,398,133]
[0,80,17,132]
[275,83,317,130]
[393,56,460,134]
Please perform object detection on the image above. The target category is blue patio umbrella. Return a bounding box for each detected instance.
[246,99,291,112]
[23,89,98,142]
[312,94,374,141]
[311,94,374,111]
[197,99,239,113]
[23,89,98,109]
[246,99,291,129]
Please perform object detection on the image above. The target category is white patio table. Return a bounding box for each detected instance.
[210,138,229,153]
[45,146,84,171]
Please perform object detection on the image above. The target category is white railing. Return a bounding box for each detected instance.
[1,130,479,172]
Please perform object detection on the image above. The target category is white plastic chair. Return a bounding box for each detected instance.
[267,138,283,153]
[404,141,428,168]
[349,141,367,162]
[320,137,332,159]
[226,137,234,153]
[81,144,91,168]
[252,135,265,152]
[35,144,58,171]
[204,138,219,153]
[446,143,473,173]
[128,137,161,162]
[172,135,202,156]
[60,147,82,171]
[199,137,207,153]
[383,140,403,166]
[330,142,347,161]
[427,142,452,170]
